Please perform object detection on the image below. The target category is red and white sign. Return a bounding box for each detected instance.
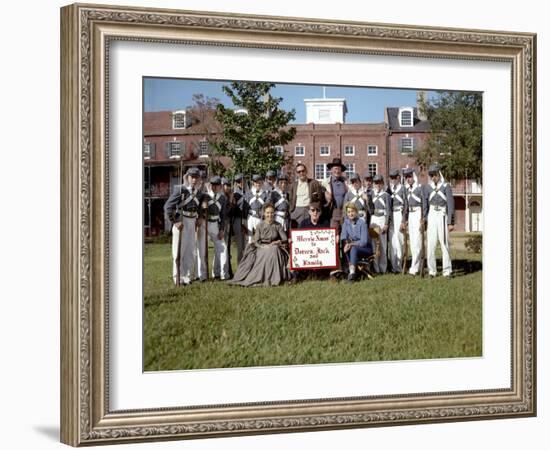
[289,228,339,270]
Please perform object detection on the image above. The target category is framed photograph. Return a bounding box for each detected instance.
[60,3,536,446]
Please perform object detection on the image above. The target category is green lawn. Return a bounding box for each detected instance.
[144,238,482,371]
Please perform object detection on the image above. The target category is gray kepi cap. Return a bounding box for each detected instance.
[388,168,400,178]
[403,167,415,177]
[251,174,264,182]
[209,175,222,185]
[186,167,200,177]
[349,173,361,182]
[428,163,441,175]
[373,174,384,183]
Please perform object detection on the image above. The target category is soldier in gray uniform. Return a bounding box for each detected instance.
[387,168,408,273]
[221,177,234,278]
[369,174,391,273]
[403,168,427,275]
[424,163,455,277]
[362,173,374,226]
[196,176,229,280]
[264,170,277,192]
[344,173,368,220]
[163,167,203,285]
[243,174,270,243]
[231,173,247,263]
[270,172,290,231]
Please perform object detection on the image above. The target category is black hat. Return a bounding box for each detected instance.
[327,158,346,171]
[403,168,414,177]
[251,174,264,182]
[266,170,277,178]
[234,173,244,182]
[373,174,384,183]
[187,167,200,177]
[389,168,400,178]
[428,163,441,175]
[209,176,222,185]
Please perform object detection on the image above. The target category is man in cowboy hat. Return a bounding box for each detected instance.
[163,167,203,285]
[424,163,455,277]
[323,157,348,231]
[402,168,427,276]
[288,163,325,228]
[387,168,408,273]
[369,174,390,273]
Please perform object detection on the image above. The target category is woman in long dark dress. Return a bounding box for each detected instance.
[229,203,290,287]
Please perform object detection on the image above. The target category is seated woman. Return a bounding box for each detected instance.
[229,203,290,287]
[341,202,373,283]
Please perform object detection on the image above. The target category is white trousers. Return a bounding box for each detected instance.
[246,215,262,244]
[407,209,423,275]
[232,217,245,263]
[171,217,197,285]
[389,210,404,273]
[370,214,388,273]
[196,221,229,280]
[427,209,452,276]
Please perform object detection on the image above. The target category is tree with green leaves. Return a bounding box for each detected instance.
[211,81,296,178]
[416,91,482,181]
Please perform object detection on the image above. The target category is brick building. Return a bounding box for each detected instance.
[143,95,482,235]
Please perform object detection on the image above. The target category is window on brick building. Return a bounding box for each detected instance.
[399,107,413,127]
[367,144,378,156]
[344,145,355,156]
[315,163,328,180]
[172,111,187,129]
[143,142,152,159]
[400,137,414,153]
[345,163,356,178]
[167,141,183,157]
[198,140,210,157]
[273,145,284,155]
[295,145,305,156]
[320,145,330,156]
[368,163,378,177]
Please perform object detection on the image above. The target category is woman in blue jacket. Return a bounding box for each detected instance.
[340,202,373,283]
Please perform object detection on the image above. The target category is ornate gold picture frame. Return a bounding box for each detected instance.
[60,3,536,446]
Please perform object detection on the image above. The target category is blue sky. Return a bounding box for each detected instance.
[144,77,433,124]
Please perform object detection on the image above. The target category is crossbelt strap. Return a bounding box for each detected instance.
[408,188,421,203]
[373,192,386,209]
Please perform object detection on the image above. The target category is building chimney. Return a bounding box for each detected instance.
[417,90,427,121]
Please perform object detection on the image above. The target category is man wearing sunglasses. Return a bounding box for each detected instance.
[299,202,329,228]
[288,201,330,284]
[289,163,324,228]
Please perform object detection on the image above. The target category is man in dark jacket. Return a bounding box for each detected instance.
[288,163,325,228]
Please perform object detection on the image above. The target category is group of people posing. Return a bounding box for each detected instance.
[163,157,455,287]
